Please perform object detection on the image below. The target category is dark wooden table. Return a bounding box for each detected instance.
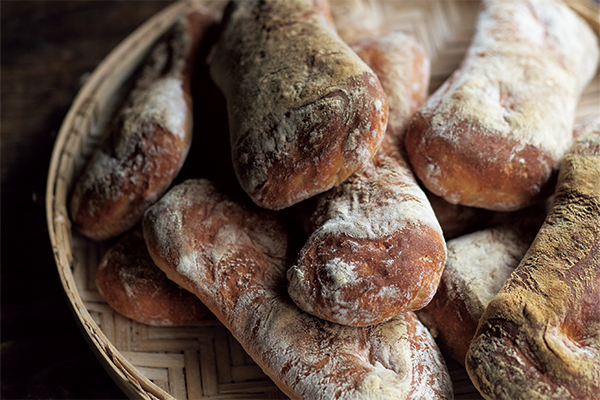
[1,2,175,399]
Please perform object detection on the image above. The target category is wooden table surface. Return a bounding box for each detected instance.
[1,2,174,399]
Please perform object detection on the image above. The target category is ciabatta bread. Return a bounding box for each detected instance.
[142,179,453,400]
[465,116,600,399]
[208,0,388,210]
[70,8,220,240]
[405,0,599,211]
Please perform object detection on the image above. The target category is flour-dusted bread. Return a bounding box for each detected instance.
[465,116,600,399]
[142,179,453,400]
[405,0,599,211]
[96,228,210,326]
[349,33,430,147]
[415,204,547,365]
[70,8,220,241]
[209,0,388,210]
[287,32,447,327]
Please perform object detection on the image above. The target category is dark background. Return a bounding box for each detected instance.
[2,2,175,398]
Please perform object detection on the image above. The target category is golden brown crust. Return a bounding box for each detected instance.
[209,0,388,210]
[406,112,557,210]
[70,8,220,240]
[96,228,210,326]
[349,32,429,148]
[405,0,599,211]
[142,179,453,400]
[465,117,600,399]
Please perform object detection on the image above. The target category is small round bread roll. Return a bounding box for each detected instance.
[96,228,210,326]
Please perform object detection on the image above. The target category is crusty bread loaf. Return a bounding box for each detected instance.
[208,0,388,210]
[465,116,600,399]
[405,0,599,211]
[142,179,453,400]
[70,8,220,241]
[415,203,547,365]
[287,32,447,327]
[349,33,430,147]
[96,227,210,326]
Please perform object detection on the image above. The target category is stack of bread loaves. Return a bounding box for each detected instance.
[70,0,599,399]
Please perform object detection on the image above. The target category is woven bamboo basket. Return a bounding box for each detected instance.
[46,0,600,399]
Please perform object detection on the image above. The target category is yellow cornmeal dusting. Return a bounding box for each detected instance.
[467,126,600,398]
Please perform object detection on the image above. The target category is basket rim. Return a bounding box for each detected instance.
[45,1,207,399]
[45,0,599,399]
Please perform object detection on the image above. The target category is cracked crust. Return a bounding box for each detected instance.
[286,33,447,327]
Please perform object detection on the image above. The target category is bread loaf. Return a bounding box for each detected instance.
[415,204,547,365]
[405,0,599,211]
[465,116,600,399]
[287,32,447,327]
[70,8,220,240]
[349,33,429,147]
[208,0,388,210]
[96,227,210,326]
[142,179,453,400]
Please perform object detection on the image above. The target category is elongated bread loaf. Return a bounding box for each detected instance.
[416,204,547,365]
[142,179,453,400]
[465,116,600,399]
[405,0,599,211]
[287,33,447,327]
[349,33,429,147]
[209,0,388,210]
[70,8,220,240]
[96,228,210,326]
